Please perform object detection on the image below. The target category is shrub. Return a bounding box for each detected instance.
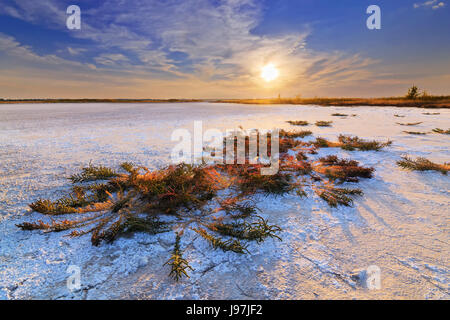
[396,122,423,126]
[397,156,448,175]
[287,120,309,126]
[70,163,118,183]
[406,85,420,99]
[316,186,363,207]
[19,126,386,281]
[279,137,304,153]
[317,155,374,183]
[312,137,334,148]
[432,128,450,134]
[280,129,312,139]
[315,121,333,127]
[338,135,392,151]
[331,113,348,117]
[165,233,193,281]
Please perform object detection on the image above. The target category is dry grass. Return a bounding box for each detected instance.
[432,128,450,134]
[69,163,119,183]
[397,156,449,175]
[331,113,348,117]
[280,129,312,139]
[338,135,393,151]
[403,131,427,135]
[4,95,450,108]
[278,137,305,153]
[316,155,374,183]
[215,96,450,109]
[165,233,194,281]
[286,120,309,126]
[396,122,423,126]
[312,135,392,151]
[19,128,391,280]
[315,121,333,127]
[316,187,363,208]
[0,98,201,104]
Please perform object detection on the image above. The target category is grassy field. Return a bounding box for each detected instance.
[215,96,450,109]
[0,98,202,104]
[1,96,449,108]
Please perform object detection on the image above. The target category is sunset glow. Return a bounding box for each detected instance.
[260,64,279,82]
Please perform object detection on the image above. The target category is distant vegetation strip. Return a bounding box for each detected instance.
[2,95,449,108]
[215,96,450,109]
[0,98,203,104]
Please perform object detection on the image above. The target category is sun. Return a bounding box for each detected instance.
[261,64,279,82]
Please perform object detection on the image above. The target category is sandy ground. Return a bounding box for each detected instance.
[0,102,448,300]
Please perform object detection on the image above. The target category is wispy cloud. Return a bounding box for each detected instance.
[414,0,446,9]
[67,47,86,56]
[94,53,129,66]
[0,0,401,98]
[0,32,79,67]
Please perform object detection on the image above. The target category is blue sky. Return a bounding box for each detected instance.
[0,0,448,98]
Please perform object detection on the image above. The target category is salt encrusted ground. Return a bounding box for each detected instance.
[0,103,448,299]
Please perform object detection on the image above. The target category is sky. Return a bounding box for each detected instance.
[0,0,449,99]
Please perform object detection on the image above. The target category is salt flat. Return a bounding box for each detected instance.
[0,102,449,299]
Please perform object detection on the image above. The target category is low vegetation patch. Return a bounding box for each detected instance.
[216,91,450,109]
[315,121,333,127]
[316,187,363,208]
[165,233,194,281]
[331,113,348,117]
[312,135,392,151]
[403,131,427,135]
[280,129,312,139]
[397,156,449,175]
[432,128,450,134]
[69,163,119,183]
[396,122,423,126]
[287,120,309,126]
[316,155,374,183]
[338,135,392,151]
[19,128,386,281]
